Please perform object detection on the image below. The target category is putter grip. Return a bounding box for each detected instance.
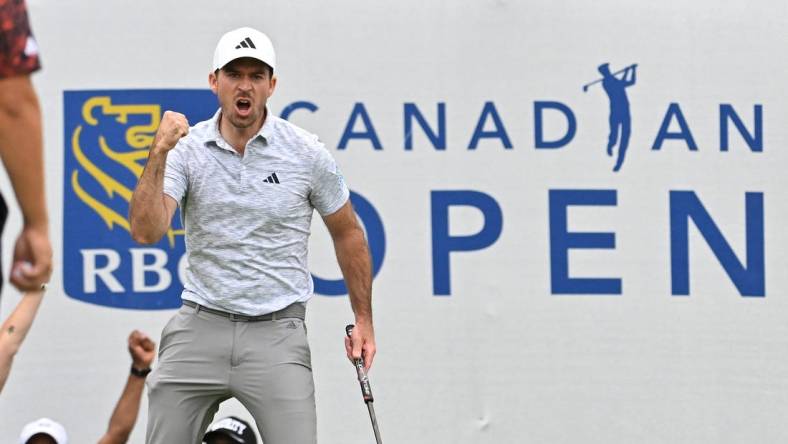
[346,324,374,403]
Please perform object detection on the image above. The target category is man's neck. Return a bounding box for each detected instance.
[219,109,266,155]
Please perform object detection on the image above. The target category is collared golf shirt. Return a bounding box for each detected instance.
[163,109,349,315]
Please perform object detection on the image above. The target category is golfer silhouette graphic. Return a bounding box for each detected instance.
[586,63,637,172]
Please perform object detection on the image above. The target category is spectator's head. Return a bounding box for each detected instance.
[203,416,257,444]
[19,418,68,444]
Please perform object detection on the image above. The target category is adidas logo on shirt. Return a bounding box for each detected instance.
[263,173,280,184]
[235,37,257,49]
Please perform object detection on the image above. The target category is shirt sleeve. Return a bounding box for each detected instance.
[309,142,350,216]
[162,144,188,205]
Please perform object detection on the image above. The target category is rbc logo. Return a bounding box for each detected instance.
[63,90,217,309]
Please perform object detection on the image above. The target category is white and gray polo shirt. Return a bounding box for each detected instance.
[163,109,349,315]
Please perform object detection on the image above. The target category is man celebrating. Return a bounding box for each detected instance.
[129,27,376,443]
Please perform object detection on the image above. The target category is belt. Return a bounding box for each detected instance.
[182,300,306,322]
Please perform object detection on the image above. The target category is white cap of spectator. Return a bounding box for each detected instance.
[18,418,68,444]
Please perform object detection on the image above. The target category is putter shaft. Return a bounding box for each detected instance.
[367,402,383,444]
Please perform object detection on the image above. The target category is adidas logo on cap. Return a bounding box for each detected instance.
[235,37,257,49]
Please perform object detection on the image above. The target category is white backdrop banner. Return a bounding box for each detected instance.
[2,1,787,443]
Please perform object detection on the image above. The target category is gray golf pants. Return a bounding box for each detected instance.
[146,303,316,444]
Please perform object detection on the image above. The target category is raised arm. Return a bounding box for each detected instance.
[625,64,637,86]
[97,330,156,444]
[0,286,45,393]
[322,201,376,371]
[129,111,187,244]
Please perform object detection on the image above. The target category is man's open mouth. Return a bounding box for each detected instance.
[236,98,252,114]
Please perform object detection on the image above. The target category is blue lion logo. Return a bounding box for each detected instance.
[63,90,217,309]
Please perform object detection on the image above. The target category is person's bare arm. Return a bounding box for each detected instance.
[0,75,52,291]
[129,111,187,244]
[97,330,156,444]
[322,201,376,371]
[0,287,45,393]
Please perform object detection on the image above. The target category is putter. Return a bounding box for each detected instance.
[346,324,383,444]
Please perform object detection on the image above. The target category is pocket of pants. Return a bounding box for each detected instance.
[157,307,190,358]
[276,318,313,371]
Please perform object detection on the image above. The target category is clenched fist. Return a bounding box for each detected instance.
[10,225,52,292]
[127,330,156,369]
[152,110,189,153]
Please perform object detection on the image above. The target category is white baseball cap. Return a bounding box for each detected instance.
[212,27,276,72]
[19,418,68,444]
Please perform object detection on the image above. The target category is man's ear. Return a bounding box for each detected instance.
[268,75,277,98]
[209,71,219,94]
